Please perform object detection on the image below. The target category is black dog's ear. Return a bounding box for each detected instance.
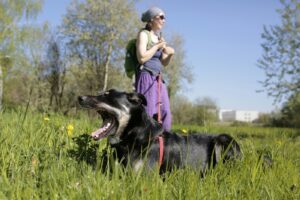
[127,92,147,106]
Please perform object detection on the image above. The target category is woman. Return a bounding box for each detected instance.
[135,7,175,131]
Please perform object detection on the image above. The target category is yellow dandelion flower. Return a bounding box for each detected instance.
[181,129,188,134]
[67,124,74,131]
[67,124,74,137]
[44,117,50,122]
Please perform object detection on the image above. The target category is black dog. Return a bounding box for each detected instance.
[78,89,241,173]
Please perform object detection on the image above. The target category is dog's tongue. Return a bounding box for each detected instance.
[91,122,111,140]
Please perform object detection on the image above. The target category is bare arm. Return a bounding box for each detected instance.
[161,46,175,66]
[136,31,166,64]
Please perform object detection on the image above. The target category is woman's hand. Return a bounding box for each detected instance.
[163,46,175,55]
[161,46,175,66]
[137,31,166,64]
[156,41,167,49]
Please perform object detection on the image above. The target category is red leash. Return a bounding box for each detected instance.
[157,73,162,124]
[157,135,164,167]
[157,74,163,167]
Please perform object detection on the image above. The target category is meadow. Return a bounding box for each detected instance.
[0,108,299,199]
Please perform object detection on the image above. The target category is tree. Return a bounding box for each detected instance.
[2,23,53,110]
[43,35,66,111]
[171,95,219,125]
[253,113,272,126]
[171,95,194,124]
[61,0,139,94]
[0,56,11,108]
[163,34,193,98]
[193,97,219,126]
[0,0,43,110]
[280,92,300,127]
[258,0,300,103]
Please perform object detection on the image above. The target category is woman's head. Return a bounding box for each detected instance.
[141,7,165,31]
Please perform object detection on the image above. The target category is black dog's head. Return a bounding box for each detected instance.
[78,89,147,143]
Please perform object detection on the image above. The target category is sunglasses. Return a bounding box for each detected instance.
[156,15,165,20]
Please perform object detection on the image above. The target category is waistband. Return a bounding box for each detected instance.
[139,65,160,77]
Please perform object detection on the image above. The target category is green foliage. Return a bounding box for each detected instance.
[0,0,43,110]
[3,25,50,109]
[0,0,43,70]
[281,92,300,127]
[171,95,194,124]
[258,0,300,102]
[253,113,272,126]
[230,120,251,127]
[171,95,218,126]
[61,0,140,92]
[257,0,300,129]
[255,93,300,128]
[42,35,66,111]
[0,109,299,199]
[273,92,300,128]
[163,34,193,98]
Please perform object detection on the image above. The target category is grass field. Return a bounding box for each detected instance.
[0,109,299,199]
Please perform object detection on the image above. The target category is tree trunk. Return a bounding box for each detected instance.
[58,69,66,109]
[102,41,113,91]
[102,32,115,91]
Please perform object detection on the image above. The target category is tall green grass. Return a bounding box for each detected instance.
[0,109,299,199]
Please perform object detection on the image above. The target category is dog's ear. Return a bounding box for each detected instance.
[127,92,147,106]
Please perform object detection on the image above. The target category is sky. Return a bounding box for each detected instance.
[35,0,283,113]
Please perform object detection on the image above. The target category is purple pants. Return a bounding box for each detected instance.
[135,71,172,131]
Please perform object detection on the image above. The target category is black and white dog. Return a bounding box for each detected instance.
[78,89,241,173]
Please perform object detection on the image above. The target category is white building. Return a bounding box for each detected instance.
[219,110,259,122]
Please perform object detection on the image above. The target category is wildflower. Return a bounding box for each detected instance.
[75,182,80,189]
[31,156,38,175]
[276,140,282,146]
[32,157,38,168]
[67,124,74,137]
[60,126,65,132]
[44,117,50,122]
[181,129,188,134]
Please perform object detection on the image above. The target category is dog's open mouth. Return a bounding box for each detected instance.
[91,110,117,140]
